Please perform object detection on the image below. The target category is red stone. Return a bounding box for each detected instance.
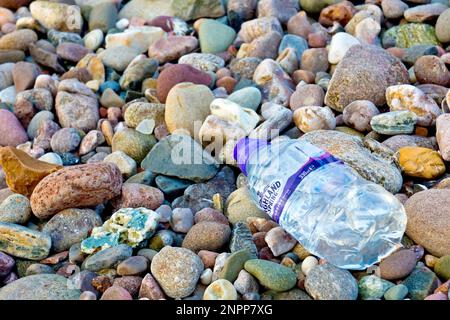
[156,64,212,103]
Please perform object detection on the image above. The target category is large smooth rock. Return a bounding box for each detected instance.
[325,45,409,112]
[404,189,450,257]
[141,134,219,182]
[30,163,123,219]
[300,130,403,193]
[0,274,81,300]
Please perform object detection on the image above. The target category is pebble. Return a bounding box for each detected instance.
[384,284,409,301]
[0,222,51,260]
[182,221,231,253]
[434,255,450,280]
[117,256,149,276]
[403,266,439,300]
[170,208,194,233]
[305,263,358,300]
[0,251,14,277]
[382,0,409,19]
[342,100,380,132]
[83,244,133,272]
[0,274,80,300]
[301,256,319,276]
[358,275,394,300]
[0,146,61,197]
[30,162,122,219]
[325,45,409,112]
[293,106,336,133]
[436,8,450,43]
[264,227,297,257]
[199,19,236,54]
[397,147,445,179]
[150,246,204,299]
[156,64,212,103]
[100,286,133,300]
[141,134,219,183]
[0,193,31,224]
[225,187,269,224]
[290,84,325,110]
[203,279,237,300]
[228,87,262,111]
[148,36,198,64]
[42,208,102,253]
[405,189,450,258]
[370,111,418,135]
[328,32,360,65]
[244,259,297,292]
[111,128,156,163]
[138,273,165,300]
[414,55,449,86]
[436,114,450,161]
[165,83,214,138]
[0,109,28,147]
[379,249,417,280]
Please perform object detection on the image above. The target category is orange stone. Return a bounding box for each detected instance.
[397,146,446,179]
[0,146,62,197]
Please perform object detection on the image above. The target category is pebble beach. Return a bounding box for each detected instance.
[0,0,449,301]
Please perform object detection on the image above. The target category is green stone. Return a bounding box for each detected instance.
[125,170,156,185]
[112,128,157,163]
[384,284,409,300]
[119,58,158,91]
[229,222,258,257]
[155,175,193,196]
[82,244,133,272]
[0,274,81,300]
[272,289,312,300]
[81,208,160,254]
[199,19,236,54]
[170,0,225,21]
[219,249,257,282]
[244,259,297,292]
[15,259,35,278]
[382,23,440,48]
[141,134,219,183]
[403,267,440,300]
[370,111,418,135]
[358,275,395,300]
[434,255,450,280]
[299,0,340,14]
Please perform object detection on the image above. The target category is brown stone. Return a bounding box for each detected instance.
[379,249,417,280]
[112,183,164,211]
[30,162,123,219]
[319,1,356,27]
[0,146,61,197]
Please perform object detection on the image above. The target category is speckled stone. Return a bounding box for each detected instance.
[300,130,403,193]
[325,45,409,112]
[150,246,204,299]
[305,263,358,300]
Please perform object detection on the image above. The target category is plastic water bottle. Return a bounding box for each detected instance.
[234,138,407,270]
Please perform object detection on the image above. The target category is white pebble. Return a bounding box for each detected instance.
[200,268,213,285]
[301,256,319,276]
[38,152,63,166]
[116,18,129,30]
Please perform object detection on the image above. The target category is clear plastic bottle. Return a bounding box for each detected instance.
[234,137,407,270]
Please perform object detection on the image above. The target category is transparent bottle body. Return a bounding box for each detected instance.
[245,139,407,270]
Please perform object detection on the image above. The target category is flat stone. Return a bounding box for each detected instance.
[83,244,133,272]
[0,146,61,197]
[305,263,358,300]
[141,134,219,183]
[0,274,81,300]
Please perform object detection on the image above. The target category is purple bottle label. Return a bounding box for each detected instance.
[269,152,343,223]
